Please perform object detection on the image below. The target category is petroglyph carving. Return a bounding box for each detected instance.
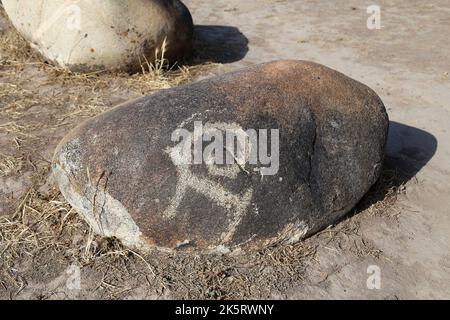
[163,121,254,243]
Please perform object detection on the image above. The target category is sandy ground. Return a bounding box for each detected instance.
[1,0,449,299]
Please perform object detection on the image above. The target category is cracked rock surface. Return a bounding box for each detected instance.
[2,0,194,72]
[52,60,389,253]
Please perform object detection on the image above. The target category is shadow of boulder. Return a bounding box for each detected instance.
[385,121,438,177]
[354,121,437,215]
[190,25,249,64]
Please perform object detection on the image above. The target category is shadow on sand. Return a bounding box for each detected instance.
[189,25,249,64]
[354,120,438,215]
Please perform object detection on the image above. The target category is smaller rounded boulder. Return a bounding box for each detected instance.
[2,0,194,72]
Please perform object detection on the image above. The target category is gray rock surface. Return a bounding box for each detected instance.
[52,60,389,253]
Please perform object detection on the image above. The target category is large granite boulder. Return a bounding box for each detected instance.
[2,0,193,72]
[52,60,389,253]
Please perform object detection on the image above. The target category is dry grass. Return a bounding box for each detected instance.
[0,184,318,299]
[0,186,145,297]
[355,164,406,218]
[0,153,23,176]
